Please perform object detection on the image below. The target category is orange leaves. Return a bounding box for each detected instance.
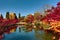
[26,14,34,23]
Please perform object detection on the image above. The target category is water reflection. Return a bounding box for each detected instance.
[34,29,53,40]
[3,27,58,40]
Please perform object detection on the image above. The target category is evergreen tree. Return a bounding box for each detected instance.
[14,13,17,19]
[6,12,9,19]
[19,13,21,18]
[1,14,3,19]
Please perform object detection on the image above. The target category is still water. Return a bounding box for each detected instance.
[3,27,54,40]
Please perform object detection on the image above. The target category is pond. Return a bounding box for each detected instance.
[3,27,57,40]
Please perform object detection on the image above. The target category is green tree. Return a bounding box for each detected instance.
[14,13,17,19]
[0,14,3,19]
[6,12,9,19]
[18,13,21,18]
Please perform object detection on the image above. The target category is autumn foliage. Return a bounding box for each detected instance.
[0,2,60,39]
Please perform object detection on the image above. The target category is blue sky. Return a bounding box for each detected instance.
[0,0,60,17]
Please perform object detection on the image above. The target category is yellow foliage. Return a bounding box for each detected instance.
[9,13,15,19]
[10,28,16,33]
[49,20,60,32]
[50,21,60,27]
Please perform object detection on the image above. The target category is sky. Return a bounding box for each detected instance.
[0,0,60,17]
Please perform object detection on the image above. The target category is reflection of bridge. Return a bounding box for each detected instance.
[4,22,27,33]
[17,22,27,27]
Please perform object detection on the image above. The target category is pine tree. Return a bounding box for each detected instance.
[6,12,9,19]
[19,13,21,18]
[14,13,17,19]
[0,14,3,19]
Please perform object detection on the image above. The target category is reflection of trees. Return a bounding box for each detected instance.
[34,29,53,40]
[21,23,33,32]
